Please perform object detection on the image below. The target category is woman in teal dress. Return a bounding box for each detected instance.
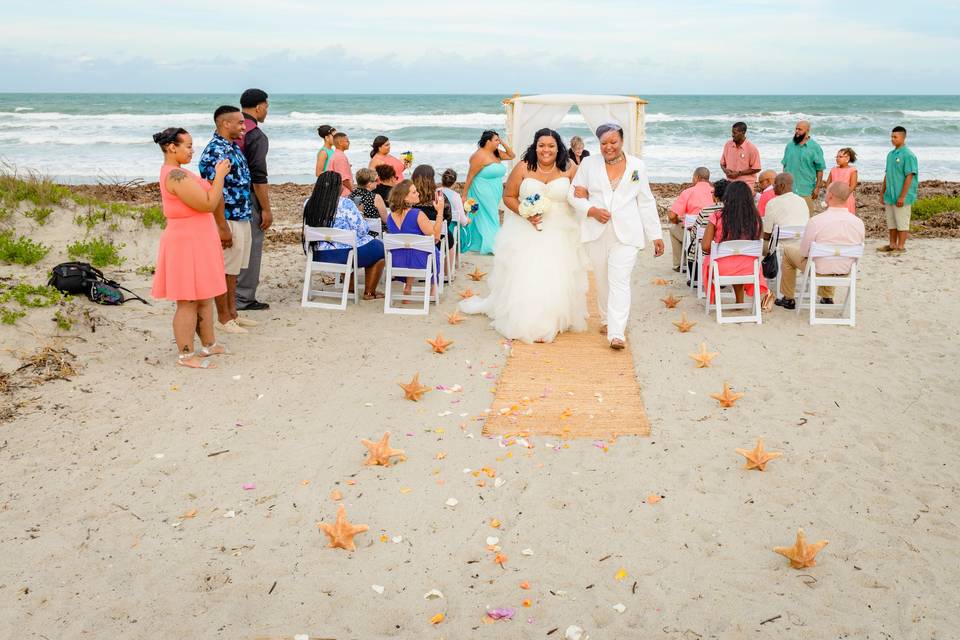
[461,130,515,254]
[314,124,336,176]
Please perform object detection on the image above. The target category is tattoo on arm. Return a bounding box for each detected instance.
[168,169,188,182]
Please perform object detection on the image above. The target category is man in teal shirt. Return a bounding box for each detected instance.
[781,120,826,215]
[878,126,918,254]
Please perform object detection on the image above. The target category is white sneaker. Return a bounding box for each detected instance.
[235,316,259,328]
[219,319,248,334]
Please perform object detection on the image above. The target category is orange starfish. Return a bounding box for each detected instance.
[735,438,782,471]
[651,278,671,286]
[467,267,487,281]
[459,288,475,300]
[773,528,829,569]
[398,373,431,401]
[689,342,719,368]
[318,504,369,551]
[361,431,406,467]
[661,294,681,308]
[426,333,454,353]
[710,382,743,408]
[672,313,696,333]
[447,310,465,325]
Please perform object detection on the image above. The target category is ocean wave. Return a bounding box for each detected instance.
[899,110,960,120]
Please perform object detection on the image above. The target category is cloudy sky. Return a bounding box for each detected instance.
[2,0,958,93]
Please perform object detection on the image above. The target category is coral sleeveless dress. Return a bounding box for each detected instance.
[151,165,227,301]
[828,166,857,212]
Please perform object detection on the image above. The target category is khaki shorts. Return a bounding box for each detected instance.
[885,204,912,231]
[223,219,252,276]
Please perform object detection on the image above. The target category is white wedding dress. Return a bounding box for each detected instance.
[459,177,589,343]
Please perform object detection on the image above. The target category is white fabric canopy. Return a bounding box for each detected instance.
[504,94,647,159]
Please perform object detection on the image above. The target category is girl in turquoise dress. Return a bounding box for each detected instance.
[461,130,515,254]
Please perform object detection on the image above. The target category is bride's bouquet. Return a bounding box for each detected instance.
[518,193,548,231]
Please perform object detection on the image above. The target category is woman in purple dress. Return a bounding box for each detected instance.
[385,179,444,299]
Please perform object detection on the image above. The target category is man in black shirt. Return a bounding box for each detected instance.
[236,88,272,310]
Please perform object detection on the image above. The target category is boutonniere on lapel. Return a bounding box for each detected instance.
[630,170,640,183]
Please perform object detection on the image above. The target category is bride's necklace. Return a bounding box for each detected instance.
[536,163,559,175]
[605,154,626,165]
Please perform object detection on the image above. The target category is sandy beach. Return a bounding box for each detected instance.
[2,182,960,639]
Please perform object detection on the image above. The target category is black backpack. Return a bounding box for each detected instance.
[48,261,150,306]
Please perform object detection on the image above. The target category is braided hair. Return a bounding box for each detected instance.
[304,171,342,228]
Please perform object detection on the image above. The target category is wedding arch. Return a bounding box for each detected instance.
[502,94,649,159]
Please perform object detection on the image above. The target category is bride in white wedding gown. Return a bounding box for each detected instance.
[459,128,589,343]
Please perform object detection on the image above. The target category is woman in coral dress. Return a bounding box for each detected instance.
[151,127,231,369]
[701,181,773,310]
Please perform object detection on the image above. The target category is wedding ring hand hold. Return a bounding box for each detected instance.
[574,186,589,198]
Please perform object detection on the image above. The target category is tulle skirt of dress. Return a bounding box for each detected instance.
[459,209,588,344]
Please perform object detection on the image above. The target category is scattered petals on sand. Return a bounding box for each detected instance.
[710,382,743,408]
[426,333,454,354]
[494,553,508,566]
[361,431,406,467]
[371,584,385,594]
[522,599,532,607]
[487,607,515,620]
[329,490,342,501]
[612,603,626,613]
[689,342,719,368]
[317,503,369,552]
[423,589,444,600]
[222,510,236,518]
[242,483,256,490]
[614,567,628,581]
[429,613,445,625]
[458,288,475,300]
[520,581,531,590]
[735,438,783,471]
[467,267,487,281]
[398,373,431,401]
[447,310,465,325]
[661,293,681,308]
[486,536,500,546]
[672,313,697,333]
[490,518,501,528]
[399,487,413,494]
[646,494,663,505]
[773,528,829,569]
[178,508,198,520]
[652,278,671,285]
[565,625,587,640]
[521,548,534,556]
[445,498,459,507]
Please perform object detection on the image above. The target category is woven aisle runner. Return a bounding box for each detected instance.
[482,277,651,439]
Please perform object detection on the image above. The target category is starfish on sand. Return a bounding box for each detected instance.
[661,294,681,308]
[773,528,829,569]
[447,310,465,325]
[361,431,406,467]
[459,288,475,300]
[735,438,782,471]
[398,373,431,401]
[651,278,671,286]
[426,333,454,353]
[689,342,719,368]
[710,382,743,407]
[672,313,697,333]
[318,503,369,551]
[467,267,487,281]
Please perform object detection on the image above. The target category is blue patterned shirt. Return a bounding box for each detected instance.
[314,198,374,251]
[198,133,252,221]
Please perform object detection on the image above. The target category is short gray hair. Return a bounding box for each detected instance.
[826,181,851,204]
[774,172,794,194]
[693,166,710,181]
[595,123,624,140]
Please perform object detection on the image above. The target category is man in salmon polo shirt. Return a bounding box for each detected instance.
[720,122,761,193]
[667,167,714,272]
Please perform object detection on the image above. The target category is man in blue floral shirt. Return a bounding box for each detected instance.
[199,105,253,335]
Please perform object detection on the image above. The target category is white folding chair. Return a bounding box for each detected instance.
[382,233,439,315]
[694,225,707,297]
[772,224,806,298]
[301,226,358,311]
[704,239,763,325]
[679,214,698,279]
[796,242,863,326]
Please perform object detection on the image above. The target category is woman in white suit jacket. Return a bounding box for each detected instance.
[568,123,664,349]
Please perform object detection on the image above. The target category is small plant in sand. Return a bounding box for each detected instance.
[24,206,54,225]
[0,283,64,326]
[67,236,125,268]
[140,205,165,229]
[0,230,51,265]
[0,169,71,209]
[0,307,25,325]
[913,195,960,221]
[135,264,156,276]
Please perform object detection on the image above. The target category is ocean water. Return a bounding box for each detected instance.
[0,94,958,184]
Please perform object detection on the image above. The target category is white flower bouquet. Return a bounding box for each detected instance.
[518,193,548,231]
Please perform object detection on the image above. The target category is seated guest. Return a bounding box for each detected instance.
[685,178,728,277]
[763,172,810,249]
[386,180,444,299]
[412,164,454,248]
[775,182,865,310]
[374,163,398,203]
[568,136,590,166]
[756,169,777,215]
[441,168,470,240]
[701,181,773,310]
[668,167,713,272]
[305,171,385,300]
[350,168,388,223]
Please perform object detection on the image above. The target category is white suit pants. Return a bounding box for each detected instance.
[585,224,638,341]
